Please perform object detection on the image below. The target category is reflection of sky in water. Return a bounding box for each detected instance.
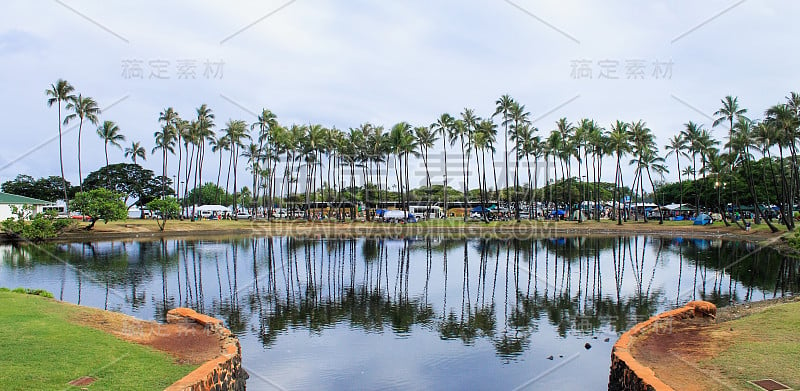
[0,236,795,390]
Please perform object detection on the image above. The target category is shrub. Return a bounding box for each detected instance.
[6,287,54,298]
[1,205,75,242]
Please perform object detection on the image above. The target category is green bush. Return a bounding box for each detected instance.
[1,205,75,241]
[6,287,54,298]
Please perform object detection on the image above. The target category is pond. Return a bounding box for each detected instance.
[1,235,797,390]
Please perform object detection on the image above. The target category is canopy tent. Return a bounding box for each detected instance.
[471,206,491,213]
[664,203,695,212]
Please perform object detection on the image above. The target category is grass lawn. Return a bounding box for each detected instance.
[0,290,196,390]
[708,301,800,389]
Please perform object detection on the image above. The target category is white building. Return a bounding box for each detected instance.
[0,192,53,221]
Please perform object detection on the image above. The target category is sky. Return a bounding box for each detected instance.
[1,0,798,193]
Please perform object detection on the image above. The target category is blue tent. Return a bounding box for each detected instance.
[693,213,712,225]
[471,206,490,213]
[550,209,566,216]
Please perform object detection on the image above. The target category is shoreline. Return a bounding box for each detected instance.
[10,219,787,244]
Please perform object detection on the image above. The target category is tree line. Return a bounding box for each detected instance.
[41,79,800,230]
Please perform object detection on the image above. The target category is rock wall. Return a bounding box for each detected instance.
[165,308,248,391]
[608,301,717,391]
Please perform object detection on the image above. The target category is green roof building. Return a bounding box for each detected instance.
[0,192,53,221]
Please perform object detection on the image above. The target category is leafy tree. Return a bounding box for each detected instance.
[1,175,75,202]
[70,189,127,230]
[82,163,172,207]
[186,182,230,206]
[146,197,180,231]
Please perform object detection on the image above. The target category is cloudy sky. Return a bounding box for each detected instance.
[1,0,798,192]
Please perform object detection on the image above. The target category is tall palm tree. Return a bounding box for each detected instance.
[431,113,455,216]
[628,120,655,222]
[124,141,146,164]
[608,120,630,225]
[242,142,261,213]
[554,118,574,220]
[414,126,438,212]
[64,95,100,192]
[494,95,515,211]
[222,119,250,215]
[681,121,703,216]
[664,134,688,208]
[191,104,215,215]
[713,95,748,222]
[448,119,470,221]
[209,134,230,204]
[252,109,278,214]
[45,79,76,207]
[96,120,125,167]
[509,103,531,220]
[730,118,779,232]
[765,103,799,230]
[154,108,178,199]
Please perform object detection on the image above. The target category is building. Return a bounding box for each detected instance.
[0,192,53,221]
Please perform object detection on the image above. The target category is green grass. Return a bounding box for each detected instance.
[0,291,196,390]
[707,301,800,389]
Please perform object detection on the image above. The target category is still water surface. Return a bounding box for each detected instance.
[1,235,797,390]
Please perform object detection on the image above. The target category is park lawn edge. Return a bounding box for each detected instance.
[0,290,197,391]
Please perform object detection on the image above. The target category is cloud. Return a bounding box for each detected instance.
[1,0,799,188]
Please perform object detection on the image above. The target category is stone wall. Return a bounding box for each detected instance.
[608,300,717,391]
[165,308,248,391]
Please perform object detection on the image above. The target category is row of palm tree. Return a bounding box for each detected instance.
[46,79,147,208]
[47,78,800,230]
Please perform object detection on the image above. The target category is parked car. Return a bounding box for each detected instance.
[236,211,252,220]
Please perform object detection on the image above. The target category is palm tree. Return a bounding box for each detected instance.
[608,120,630,225]
[242,142,261,213]
[124,141,146,164]
[681,122,703,216]
[64,95,100,192]
[730,118,779,232]
[45,79,76,207]
[509,103,531,220]
[414,126,438,212]
[209,134,230,204]
[664,134,688,209]
[252,109,278,215]
[154,108,178,199]
[494,95,515,212]
[431,113,455,216]
[713,95,748,223]
[96,120,125,167]
[191,104,215,216]
[554,118,574,220]
[639,148,668,223]
[448,119,470,221]
[765,103,799,230]
[222,119,250,215]
[628,120,654,222]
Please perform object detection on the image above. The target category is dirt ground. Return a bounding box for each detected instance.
[39,219,786,245]
[630,296,800,391]
[70,307,221,365]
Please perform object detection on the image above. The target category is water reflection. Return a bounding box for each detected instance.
[1,236,797,388]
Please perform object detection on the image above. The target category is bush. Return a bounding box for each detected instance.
[6,287,54,298]
[1,206,74,242]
